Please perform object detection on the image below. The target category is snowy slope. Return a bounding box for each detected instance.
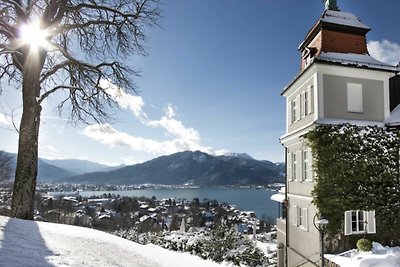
[0,216,229,267]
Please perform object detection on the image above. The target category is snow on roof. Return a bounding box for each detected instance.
[385,104,400,126]
[270,193,285,203]
[321,10,370,30]
[316,118,385,127]
[0,215,222,267]
[317,52,400,72]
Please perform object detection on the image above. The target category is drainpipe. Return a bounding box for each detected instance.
[285,147,289,267]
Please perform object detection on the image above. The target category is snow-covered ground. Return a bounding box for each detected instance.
[0,216,233,267]
[326,242,400,267]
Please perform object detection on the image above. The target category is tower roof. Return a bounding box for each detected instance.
[321,10,369,30]
[299,9,370,53]
[324,0,339,11]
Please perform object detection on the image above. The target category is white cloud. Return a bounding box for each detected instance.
[83,123,216,156]
[368,40,400,66]
[120,156,143,165]
[40,144,65,160]
[90,80,225,157]
[164,104,176,118]
[100,79,146,121]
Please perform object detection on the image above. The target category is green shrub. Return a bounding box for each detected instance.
[357,238,372,252]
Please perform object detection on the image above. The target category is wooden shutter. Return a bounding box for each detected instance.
[293,205,298,226]
[300,93,304,118]
[287,152,292,181]
[344,211,353,236]
[297,151,302,181]
[366,210,376,234]
[308,148,313,181]
[309,85,314,114]
[296,95,300,121]
[303,208,309,231]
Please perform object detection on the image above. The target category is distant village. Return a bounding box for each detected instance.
[0,182,276,236]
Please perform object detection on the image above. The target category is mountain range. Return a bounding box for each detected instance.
[2,150,284,186]
[62,151,284,186]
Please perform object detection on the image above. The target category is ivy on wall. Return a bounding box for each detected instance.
[306,124,400,247]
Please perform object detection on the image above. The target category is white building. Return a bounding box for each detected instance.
[273,1,400,266]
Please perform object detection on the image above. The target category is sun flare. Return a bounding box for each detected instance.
[19,20,50,51]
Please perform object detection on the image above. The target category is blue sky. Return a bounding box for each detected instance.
[1,0,400,166]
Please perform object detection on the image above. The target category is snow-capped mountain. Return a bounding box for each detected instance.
[223,152,255,160]
[63,151,284,186]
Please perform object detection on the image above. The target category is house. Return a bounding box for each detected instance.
[272,1,400,267]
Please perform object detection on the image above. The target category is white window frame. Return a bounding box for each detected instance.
[290,100,297,124]
[347,83,363,113]
[344,210,376,235]
[287,152,292,181]
[306,148,313,181]
[302,90,309,117]
[293,206,308,231]
[292,153,297,181]
[303,150,308,182]
[300,208,308,231]
[309,85,314,114]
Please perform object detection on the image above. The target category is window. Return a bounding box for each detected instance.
[309,85,314,114]
[292,153,297,181]
[352,210,364,233]
[306,148,313,181]
[344,210,376,235]
[291,100,297,123]
[347,83,363,113]
[303,150,308,181]
[293,206,308,231]
[303,91,309,116]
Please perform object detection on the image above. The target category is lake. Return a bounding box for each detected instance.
[77,187,280,221]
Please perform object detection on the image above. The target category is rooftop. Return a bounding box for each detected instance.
[316,52,400,72]
[321,10,370,30]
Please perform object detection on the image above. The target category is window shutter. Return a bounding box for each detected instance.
[366,210,376,234]
[347,83,363,112]
[344,211,353,236]
[297,151,302,181]
[309,85,314,114]
[289,101,293,125]
[308,148,313,181]
[293,205,298,226]
[287,152,292,181]
[303,208,308,231]
[300,93,304,118]
[296,95,300,121]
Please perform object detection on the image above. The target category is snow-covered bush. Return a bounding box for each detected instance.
[114,225,269,266]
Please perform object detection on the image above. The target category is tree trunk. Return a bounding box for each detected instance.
[11,53,43,220]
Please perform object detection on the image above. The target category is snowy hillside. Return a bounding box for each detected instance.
[0,216,228,267]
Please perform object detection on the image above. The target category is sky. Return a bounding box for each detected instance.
[1,0,400,166]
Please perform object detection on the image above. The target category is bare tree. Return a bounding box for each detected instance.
[0,151,13,183]
[0,0,160,219]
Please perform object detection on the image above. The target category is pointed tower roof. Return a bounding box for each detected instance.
[324,0,339,11]
[298,7,370,58]
[282,1,399,94]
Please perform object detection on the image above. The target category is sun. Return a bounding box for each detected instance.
[19,20,50,51]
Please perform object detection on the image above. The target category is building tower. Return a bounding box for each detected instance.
[273,1,400,266]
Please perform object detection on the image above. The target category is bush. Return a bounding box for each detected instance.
[114,225,269,266]
[357,238,372,252]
